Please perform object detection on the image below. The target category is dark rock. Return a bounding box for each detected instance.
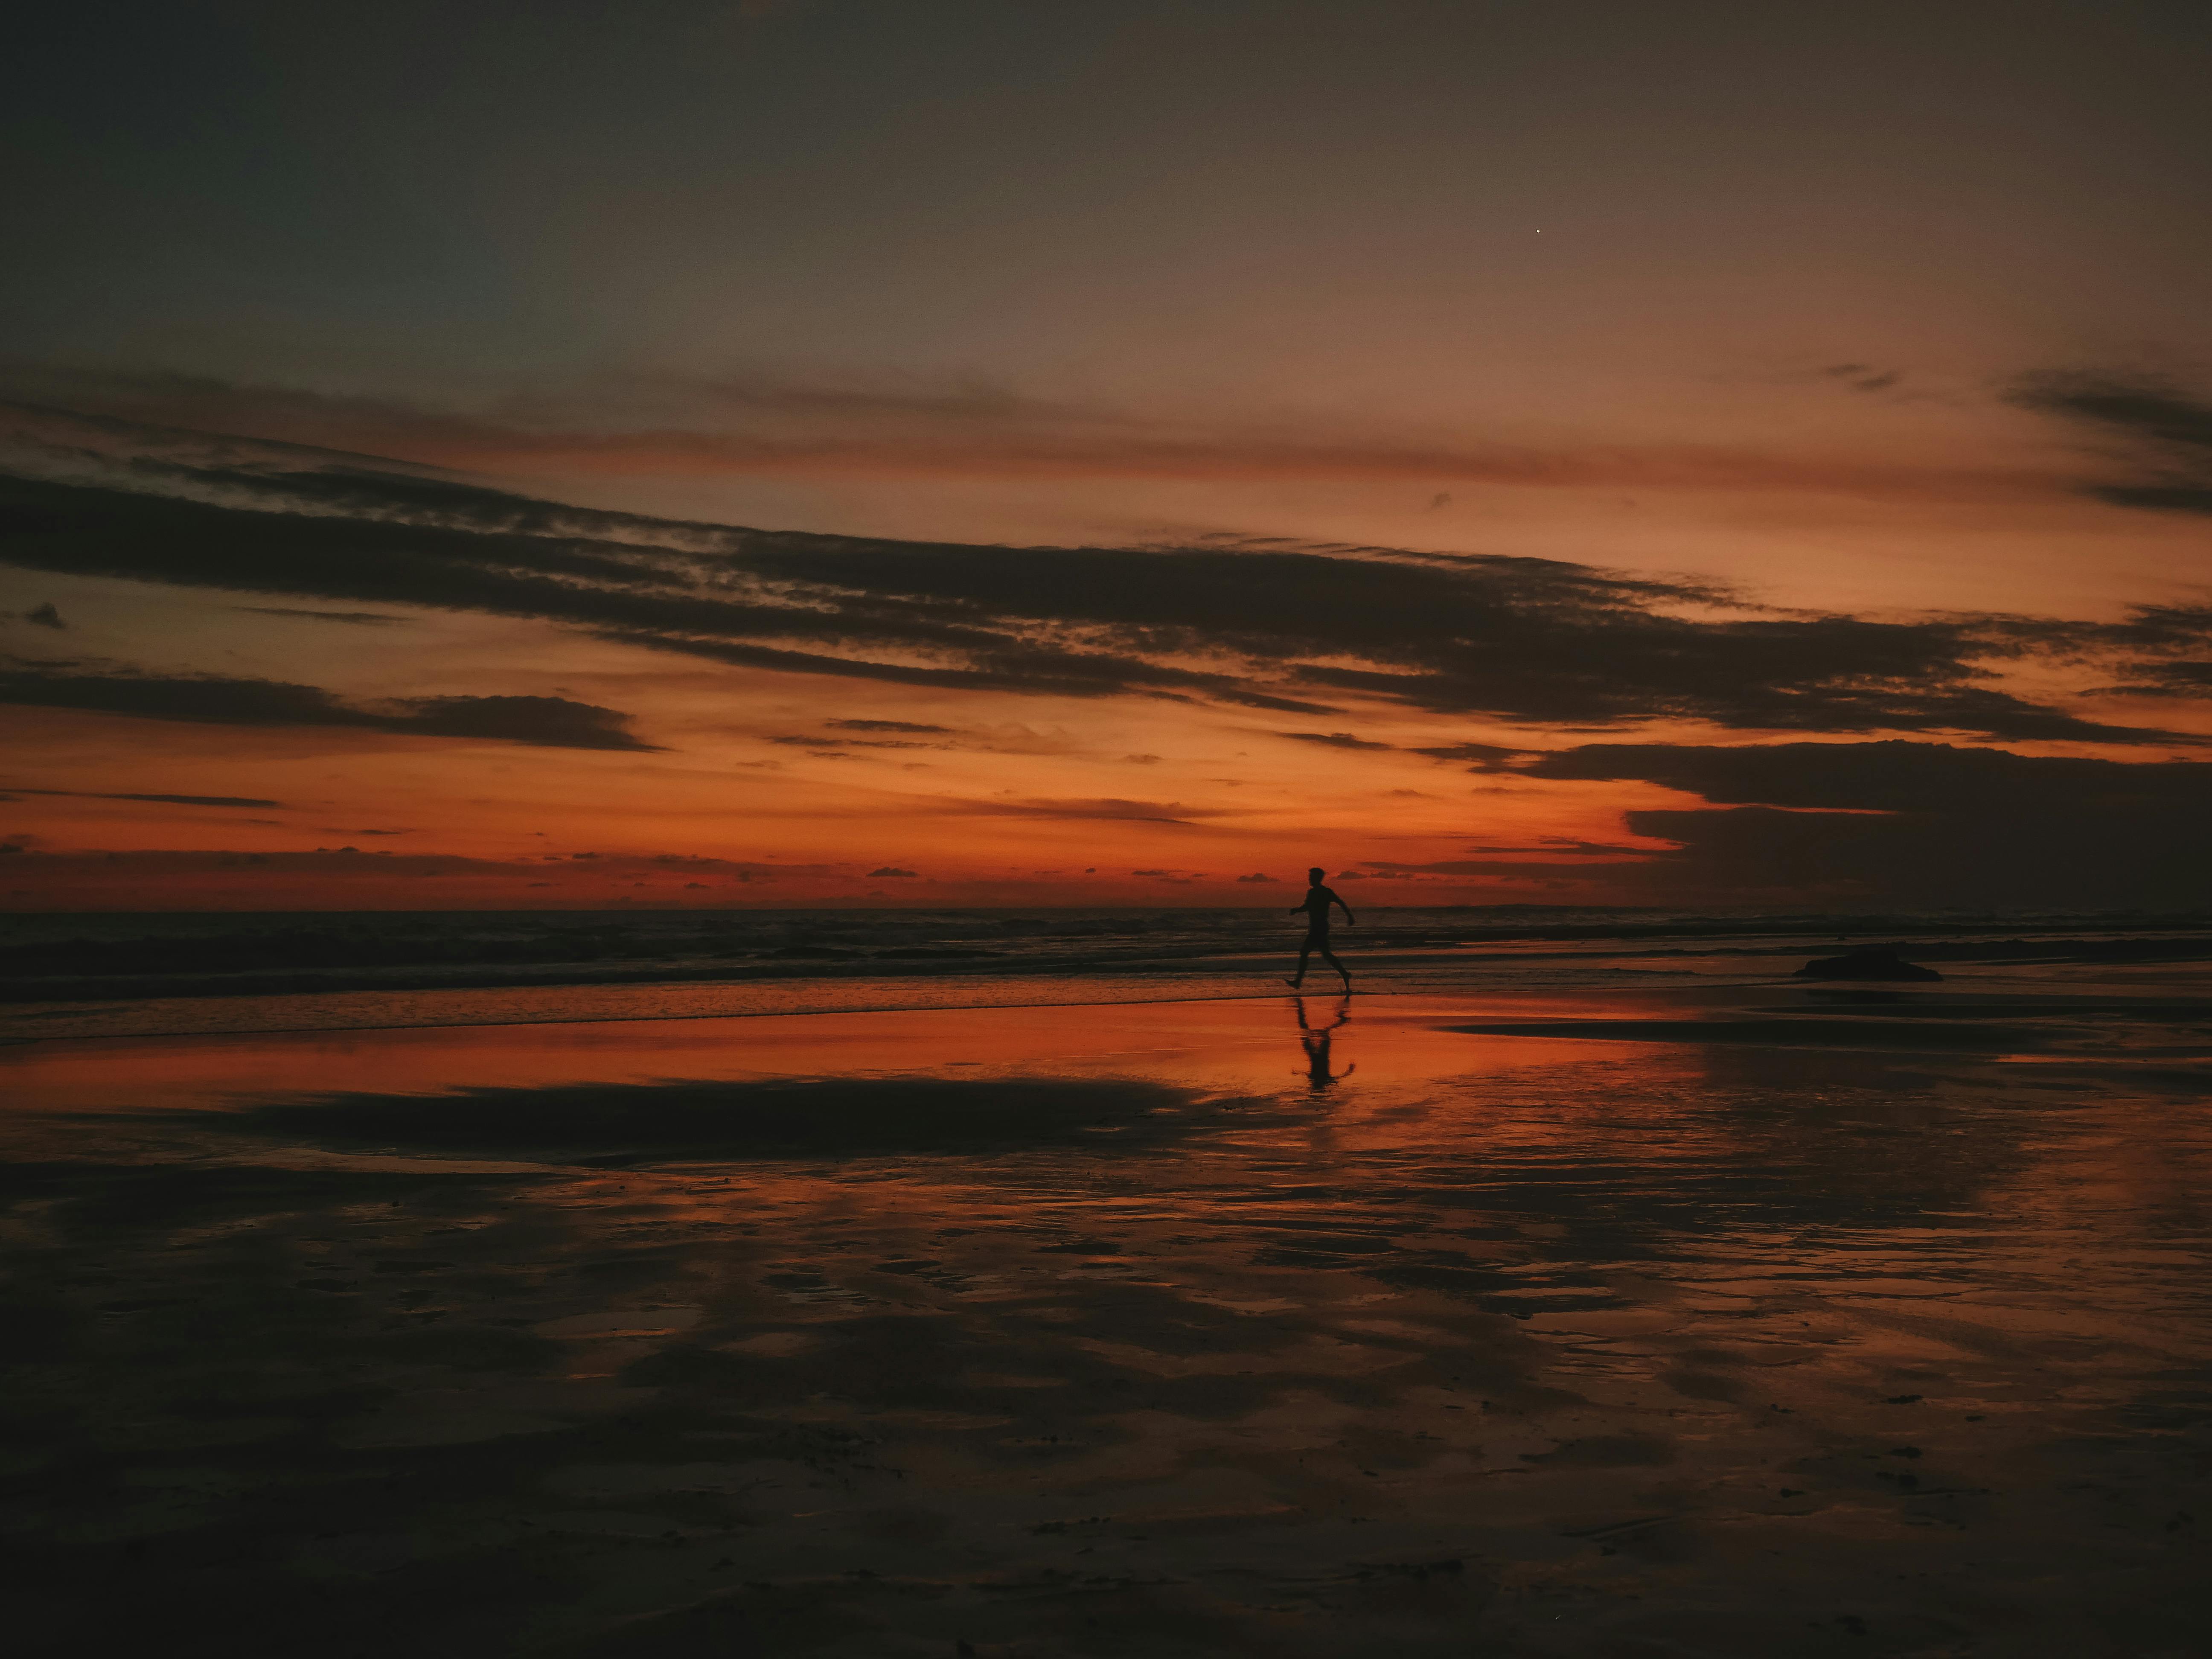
[1793,945,1941,982]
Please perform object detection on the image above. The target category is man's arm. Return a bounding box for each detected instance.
[1334,894,1356,926]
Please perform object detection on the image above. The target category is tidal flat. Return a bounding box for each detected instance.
[4,987,2209,1657]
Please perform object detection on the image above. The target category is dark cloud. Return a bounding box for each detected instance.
[2075,602,2212,700]
[965,797,1221,824]
[1234,871,1279,882]
[2110,660,2212,698]
[1368,838,1650,868]
[3,413,2207,740]
[768,732,931,751]
[1505,738,2208,812]
[1282,731,1393,750]
[867,866,918,878]
[1412,741,1531,765]
[1822,363,1903,394]
[2009,371,2212,516]
[395,695,655,750]
[1506,739,2212,908]
[23,602,65,629]
[4,787,284,807]
[237,606,407,625]
[827,718,951,733]
[0,660,658,751]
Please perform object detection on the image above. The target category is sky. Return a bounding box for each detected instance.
[4,0,2212,911]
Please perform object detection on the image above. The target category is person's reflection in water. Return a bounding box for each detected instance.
[1293,994,1355,1090]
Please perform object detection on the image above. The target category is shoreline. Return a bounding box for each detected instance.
[8,978,2208,1086]
[0,982,1315,1048]
[8,908,2209,1013]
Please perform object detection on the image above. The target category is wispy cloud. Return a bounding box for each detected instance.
[3,402,2207,746]
[959,797,1233,825]
[2,786,283,807]
[1281,730,1394,750]
[2008,369,2212,516]
[0,658,659,750]
[236,606,409,626]
[0,364,2055,496]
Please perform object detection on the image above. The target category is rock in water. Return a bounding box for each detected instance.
[1794,944,1942,982]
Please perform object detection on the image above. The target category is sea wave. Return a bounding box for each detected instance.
[4,904,2210,1044]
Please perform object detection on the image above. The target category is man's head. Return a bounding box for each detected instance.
[1308,866,1325,884]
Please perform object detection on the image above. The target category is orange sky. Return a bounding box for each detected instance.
[4,3,2211,911]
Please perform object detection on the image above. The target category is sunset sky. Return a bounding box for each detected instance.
[5,0,2211,911]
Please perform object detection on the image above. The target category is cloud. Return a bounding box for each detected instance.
[1363,836,1652,872]
[867,866,918,878]
[1281,730,1394,750]
[395,694,655,749]
[0,368,2051,496]
[3,406,2208,742]
[827,718,951,733]
[5,786,283,807]
[1822,363,1904,395]
[2108,658,2212,698]
[768,732,933,751]
[1504,738,2208,812]
[1502,739,2212,908]
[1412,741,1534,765]
[2008,370,2212,515]
[18,602,65,629]
[962,796,1225,824]
[1362,859,1624,876]
[1234,871,1279,882]
[0,660,660,750]
[236,606,408,625]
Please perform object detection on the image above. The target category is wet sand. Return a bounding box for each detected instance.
[4,986,2210,1656]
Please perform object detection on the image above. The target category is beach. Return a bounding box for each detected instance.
[17,3,2212,1650]
[5,941,2211,1657]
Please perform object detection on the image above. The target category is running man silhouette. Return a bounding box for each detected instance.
[1285,866,1355,990]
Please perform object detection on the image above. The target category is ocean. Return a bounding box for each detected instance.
[6,903,2210,1043]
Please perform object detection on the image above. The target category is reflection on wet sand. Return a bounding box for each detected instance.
[3,988,2209,1656]
[1293,995,1355,1091]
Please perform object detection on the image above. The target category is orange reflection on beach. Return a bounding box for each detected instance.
[6,987,2209,1656]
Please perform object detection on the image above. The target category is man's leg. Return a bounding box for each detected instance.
[1287,935,1317,987]
[1318,939,1350,987]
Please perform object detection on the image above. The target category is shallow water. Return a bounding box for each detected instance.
[4,987,2210,1656]
[9,902,2209,1046]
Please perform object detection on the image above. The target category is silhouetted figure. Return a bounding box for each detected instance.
[1293,993,1355,1089]
[1285,866,1354,990]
